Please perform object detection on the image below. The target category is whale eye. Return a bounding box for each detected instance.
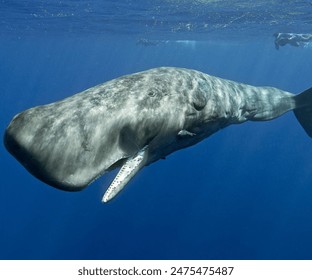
[148,90,156,97]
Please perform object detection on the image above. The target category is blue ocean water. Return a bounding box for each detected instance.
[1,1,312,260]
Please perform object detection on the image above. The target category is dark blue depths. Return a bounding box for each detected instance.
[1,36,312,260]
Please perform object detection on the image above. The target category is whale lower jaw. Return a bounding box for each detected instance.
[102,146,148,203]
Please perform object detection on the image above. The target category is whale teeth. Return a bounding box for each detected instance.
[102,146,148,203]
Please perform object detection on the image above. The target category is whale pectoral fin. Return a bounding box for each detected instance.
[102,146,148,203]
[177,129,196,138]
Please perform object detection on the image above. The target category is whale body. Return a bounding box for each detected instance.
[4,67,312,202]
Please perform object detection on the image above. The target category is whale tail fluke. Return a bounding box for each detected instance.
[294,87,312,138]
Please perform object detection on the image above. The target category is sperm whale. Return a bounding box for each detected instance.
[4,67,312,202]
